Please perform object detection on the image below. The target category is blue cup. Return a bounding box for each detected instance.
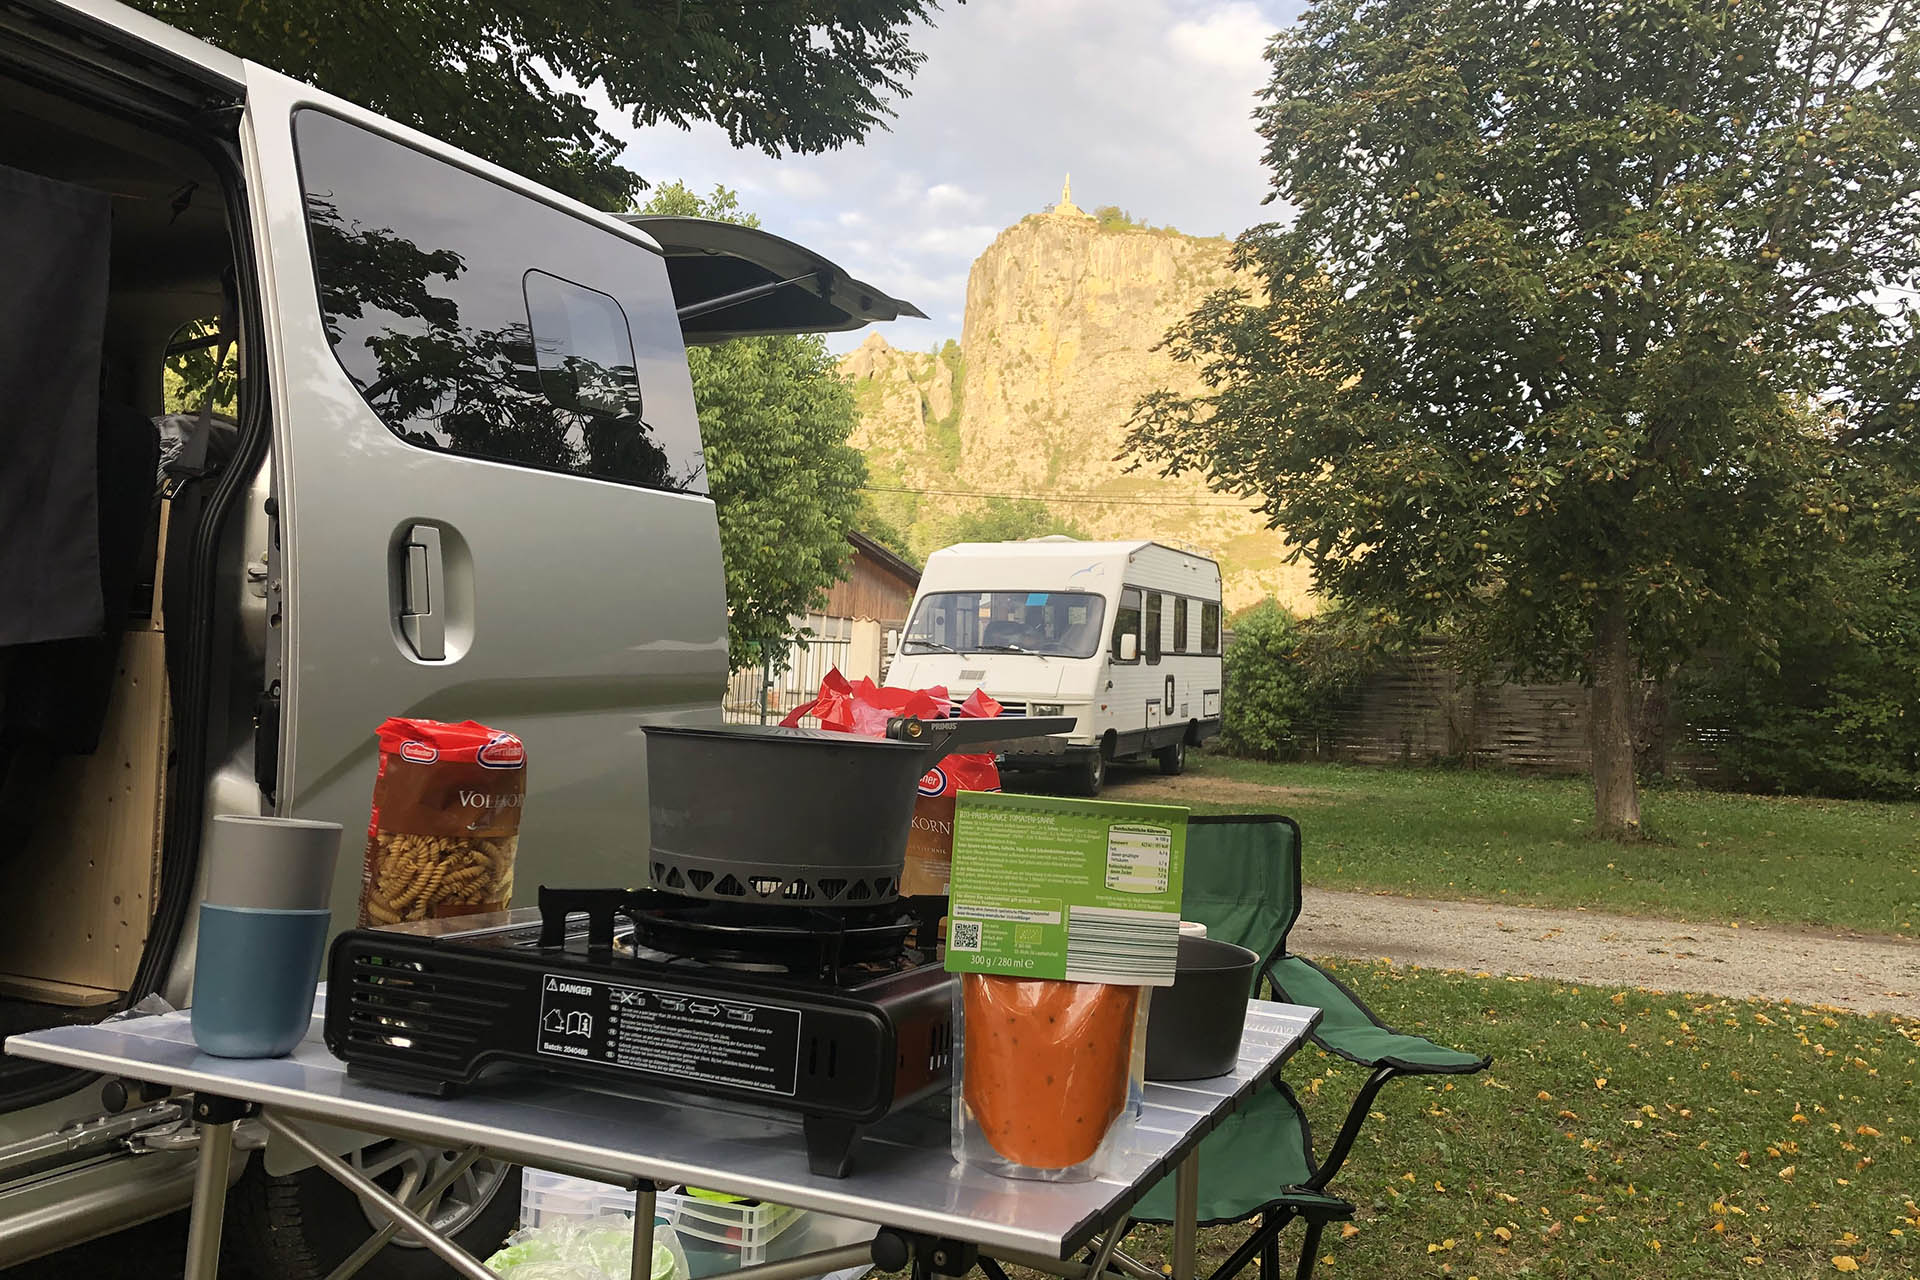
[190,904,330,1058]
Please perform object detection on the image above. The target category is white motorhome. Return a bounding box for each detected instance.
[888,538,1223,793]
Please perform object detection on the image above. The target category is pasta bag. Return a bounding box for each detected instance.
[952,973,1144,1182]
[358,718,525,926]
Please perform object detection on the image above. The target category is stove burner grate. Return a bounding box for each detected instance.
[537,886,942,983]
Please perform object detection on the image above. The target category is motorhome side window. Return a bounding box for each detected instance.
[291,109,705,492]
[1173,597,1189,654]
[1112,588,1142,663]
[1202,601,1222,655]
[1144,592,1163,664]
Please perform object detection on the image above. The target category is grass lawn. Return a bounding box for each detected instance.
[1128,961,1920,1278]
[1107,755,1920,936]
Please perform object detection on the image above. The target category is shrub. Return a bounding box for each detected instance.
[1222,601,1390,760]
[1221,601,1311,759]
[1675,546,1920,800]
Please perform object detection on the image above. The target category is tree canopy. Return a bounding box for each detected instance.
[643,183,869,671]
[135,0,947,208]
[1127,0,1920,834]
[942,497,1087,545]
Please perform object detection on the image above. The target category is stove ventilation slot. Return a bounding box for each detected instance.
[930,1019,953,1073]
[804,1035,840,1081]
[903,1017,954,1075]
[340,953,510,1066]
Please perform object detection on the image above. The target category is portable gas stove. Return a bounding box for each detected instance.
[324,886,954,1176]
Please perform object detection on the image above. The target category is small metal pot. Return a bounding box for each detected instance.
[1145,936,1260,1080]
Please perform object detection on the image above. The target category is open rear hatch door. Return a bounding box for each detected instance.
[619,214,925,343]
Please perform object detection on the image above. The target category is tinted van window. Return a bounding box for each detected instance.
[524,270,640,419]
[293,109,704,492]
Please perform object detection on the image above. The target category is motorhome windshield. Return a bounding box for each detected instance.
[902,590,1108,658]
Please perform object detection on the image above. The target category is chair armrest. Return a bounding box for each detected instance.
[1268,956,1490,1075]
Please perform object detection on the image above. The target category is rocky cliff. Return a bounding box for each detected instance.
[844,203,1313,612]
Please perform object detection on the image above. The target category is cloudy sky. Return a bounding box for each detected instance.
[599,0,1306,352]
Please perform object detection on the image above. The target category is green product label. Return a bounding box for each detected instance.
[945,791,1188,985]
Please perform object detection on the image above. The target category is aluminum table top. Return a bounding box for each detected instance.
[7,992,1318,1258]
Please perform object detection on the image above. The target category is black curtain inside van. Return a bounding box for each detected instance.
[0,162,110,647]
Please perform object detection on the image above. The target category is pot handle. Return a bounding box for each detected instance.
[884,714,1079,760]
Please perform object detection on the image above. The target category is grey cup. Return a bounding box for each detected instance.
[205,815,342,911]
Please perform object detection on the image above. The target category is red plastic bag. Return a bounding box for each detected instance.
[780,669,1003,799]
[783,669,1000,895]
[782,667,948,738]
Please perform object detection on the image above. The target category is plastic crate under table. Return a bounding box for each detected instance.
[521,1170,809,1264]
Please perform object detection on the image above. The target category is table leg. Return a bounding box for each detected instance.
[324,1147,484,1280]
[181,1116,236,1280]
[1172,1152,1200,1280]
[1086,1221,1125,1280]
[262,1113,496,1280]
[633,1183,657,1280]
[1109,1251,1164,1280]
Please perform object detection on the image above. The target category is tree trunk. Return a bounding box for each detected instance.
[1588,598,1643,837]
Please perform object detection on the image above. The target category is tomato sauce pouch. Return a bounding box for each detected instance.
[951,972,1146,1181]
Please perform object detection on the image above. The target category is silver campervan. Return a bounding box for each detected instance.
[0,1,918,1271]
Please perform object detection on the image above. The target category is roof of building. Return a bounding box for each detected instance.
[847,531,921,585]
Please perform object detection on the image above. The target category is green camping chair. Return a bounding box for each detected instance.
[1127,814,1492,1280]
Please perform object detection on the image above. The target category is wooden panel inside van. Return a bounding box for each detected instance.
[0,509,170,1006]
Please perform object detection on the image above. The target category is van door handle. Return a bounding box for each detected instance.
[398,523,445,661]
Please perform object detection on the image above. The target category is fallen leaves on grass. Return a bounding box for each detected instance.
[1293,961,1918,1280]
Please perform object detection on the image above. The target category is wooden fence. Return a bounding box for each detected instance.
[1299,641,1714,776]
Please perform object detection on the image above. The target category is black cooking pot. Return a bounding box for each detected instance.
[1145,935,1260,1080]
[642,715,1074,907]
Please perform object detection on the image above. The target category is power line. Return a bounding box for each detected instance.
[859,483,1256,509]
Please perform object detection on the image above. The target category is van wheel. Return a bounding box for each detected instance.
[1157,741,1186,776]
[1068,752,1105,796]
[1152,740,1182,782]
[224,1142,520,1279]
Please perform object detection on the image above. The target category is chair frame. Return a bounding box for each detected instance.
[1132,813,1489,1280]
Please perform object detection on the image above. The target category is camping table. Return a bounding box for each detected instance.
[6,994,1318,1280]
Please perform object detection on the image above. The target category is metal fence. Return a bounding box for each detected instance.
[722,619,853,725]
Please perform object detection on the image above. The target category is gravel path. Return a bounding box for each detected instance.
[1290,888,1920,1018]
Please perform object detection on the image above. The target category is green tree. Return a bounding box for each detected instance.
[644,183,868,670]
[942,497,1087,544]
[856,495,922,570]
[1127,0,1920,835]
[134,0,946,208]
[1677,471,1920,799]
[163,319,237,416]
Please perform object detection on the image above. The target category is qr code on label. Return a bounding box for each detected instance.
[949,919,983,952]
